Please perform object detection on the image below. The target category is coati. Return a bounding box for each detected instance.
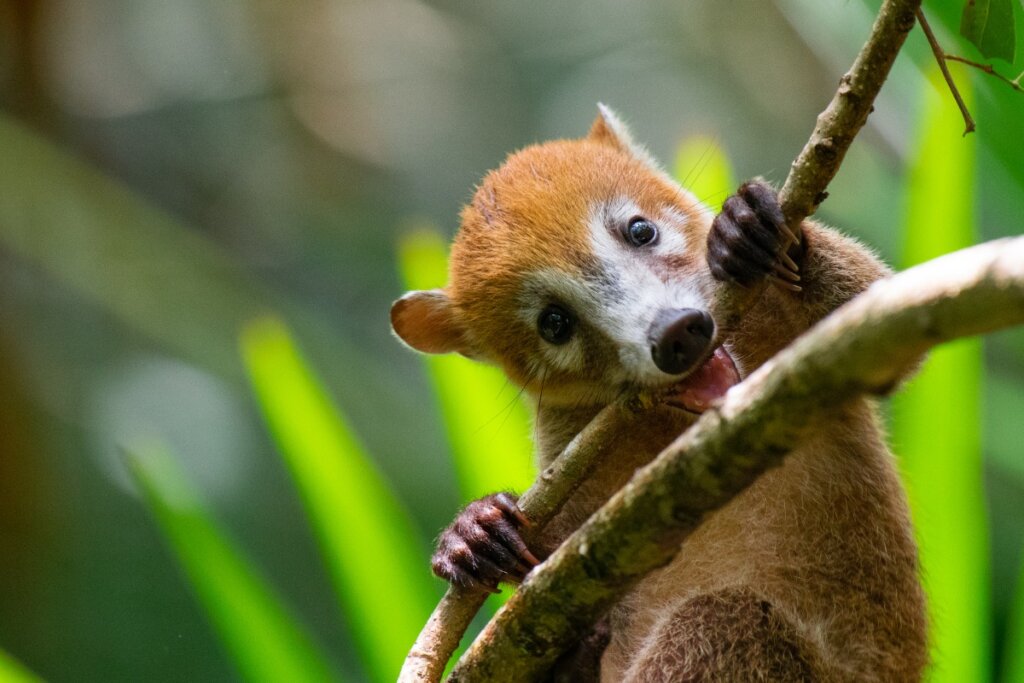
[391,105,927,681]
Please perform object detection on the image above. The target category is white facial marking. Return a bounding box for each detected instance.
[515,196,710,394]
[588,197,708,384]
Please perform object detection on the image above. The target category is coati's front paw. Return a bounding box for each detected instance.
[432,492,540,592]
[707,181,804,291]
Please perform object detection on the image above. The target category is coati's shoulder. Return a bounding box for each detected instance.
[723,221,892,374]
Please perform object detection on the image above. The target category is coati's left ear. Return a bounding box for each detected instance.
[587,103,660,168]
[391,289,477,356]
[588,103,638,152]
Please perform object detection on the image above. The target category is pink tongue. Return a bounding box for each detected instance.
[673,347,741,414]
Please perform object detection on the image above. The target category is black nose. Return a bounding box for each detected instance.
[648,308,715,375]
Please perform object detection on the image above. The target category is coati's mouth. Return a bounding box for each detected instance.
[663,346,741,415]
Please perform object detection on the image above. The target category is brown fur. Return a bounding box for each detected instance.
[393,108,927,681]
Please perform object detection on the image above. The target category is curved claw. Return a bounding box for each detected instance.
[707,180,805,292]
[431,491,539,589]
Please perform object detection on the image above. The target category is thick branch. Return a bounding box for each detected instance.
[449,237,1024,681]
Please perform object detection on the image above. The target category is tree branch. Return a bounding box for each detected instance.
[775,0,918,243]
[449,236,1024,681]
[945,54,1024,94]
[718,0,919,330]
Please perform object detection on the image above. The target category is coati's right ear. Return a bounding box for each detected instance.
[588,103,639,154]
[391,289,476,356]
[587,103,661,170]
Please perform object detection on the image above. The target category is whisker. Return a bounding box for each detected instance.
[535,368,547,418]
[469,378,529,439]
[494,379,531,436]
[694,189,732,212]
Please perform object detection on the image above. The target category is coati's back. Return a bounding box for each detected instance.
[392,106,927,681]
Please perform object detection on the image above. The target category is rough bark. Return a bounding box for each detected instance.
[449,236,1024,682]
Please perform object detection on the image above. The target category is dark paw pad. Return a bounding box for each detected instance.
[707,181,803,291]
[431,492,539,591]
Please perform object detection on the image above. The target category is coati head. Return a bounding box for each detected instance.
[392,105,739,412]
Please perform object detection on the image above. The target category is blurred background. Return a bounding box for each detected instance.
[0,0,1022,681]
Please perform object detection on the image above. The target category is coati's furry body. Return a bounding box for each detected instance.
[392,107,927,681]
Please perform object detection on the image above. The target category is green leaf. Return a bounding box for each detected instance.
[960,0,1016,63]
[893,65,991,682]
[396,228,536,500]
[240,317,436,682]
[673,136,735,212]
[127,446,337,683]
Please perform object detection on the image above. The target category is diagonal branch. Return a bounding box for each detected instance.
[710,0,920,338]
[449,236,1024,681]
[775,0,917,239]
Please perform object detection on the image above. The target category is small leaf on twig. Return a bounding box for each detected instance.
[960,0,1016,63]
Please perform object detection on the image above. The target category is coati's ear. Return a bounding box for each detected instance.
[588,103,641,154]
[391,289,476,356]
[588,103,660,169]
[589,102,634,150]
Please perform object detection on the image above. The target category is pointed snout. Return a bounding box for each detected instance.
[647,308,715,375]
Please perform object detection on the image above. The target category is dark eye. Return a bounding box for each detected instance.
[625,217,658,247]
[538,305,574,345]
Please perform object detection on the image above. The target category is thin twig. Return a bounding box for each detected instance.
[945,54,1024,93]
[915,8,975,135]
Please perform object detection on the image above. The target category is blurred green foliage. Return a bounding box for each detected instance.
[241,318,436,681]
[0,649,42,683]
[893,64,990,682]
[1007,562,1024,682]
[127,446,338,683]
[0,2,1022,682]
